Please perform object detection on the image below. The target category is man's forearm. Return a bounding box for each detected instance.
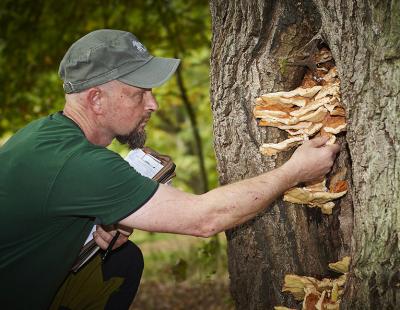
[119,165,297,237]
[198,164,298,236]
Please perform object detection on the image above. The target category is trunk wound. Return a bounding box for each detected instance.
[254,48,347,215]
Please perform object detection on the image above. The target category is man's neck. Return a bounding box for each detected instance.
[63,105,113,147]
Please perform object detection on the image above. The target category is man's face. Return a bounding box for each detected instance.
[104,82,158,148]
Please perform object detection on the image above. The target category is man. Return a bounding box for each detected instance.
[0,29,340,309]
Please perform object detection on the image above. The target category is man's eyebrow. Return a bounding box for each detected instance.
[121,87,144,96]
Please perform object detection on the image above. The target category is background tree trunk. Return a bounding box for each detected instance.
[210,0,399,309]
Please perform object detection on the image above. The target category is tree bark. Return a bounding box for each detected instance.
[209,0,399,309]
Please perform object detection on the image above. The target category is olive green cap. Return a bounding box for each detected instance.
[59,29,180,93]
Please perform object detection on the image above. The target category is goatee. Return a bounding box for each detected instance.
[116,130,147,149]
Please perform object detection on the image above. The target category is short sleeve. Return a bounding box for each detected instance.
[47,147,159,225]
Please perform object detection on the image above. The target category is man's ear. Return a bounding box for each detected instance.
[86,87,104,115]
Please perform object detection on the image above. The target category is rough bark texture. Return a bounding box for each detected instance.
[312,1,400,309]
[210,0,399,309]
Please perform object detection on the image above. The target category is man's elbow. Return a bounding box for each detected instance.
[188,196,226,238]
[194,218,221,238]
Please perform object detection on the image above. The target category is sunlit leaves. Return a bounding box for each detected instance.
[0,0,217,192]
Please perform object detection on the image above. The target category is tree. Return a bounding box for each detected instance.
[210,0,399,309]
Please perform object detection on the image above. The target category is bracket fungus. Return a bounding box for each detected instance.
[275,257,351,310]
[328,256,351,274]
[254,48,347,214]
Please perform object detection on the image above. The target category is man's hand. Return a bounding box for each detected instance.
[93,225,133,250]
[282,136,341,185]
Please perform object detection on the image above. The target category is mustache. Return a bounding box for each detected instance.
[142,113,152,123]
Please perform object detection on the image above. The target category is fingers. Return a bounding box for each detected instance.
[318,144,340,175]
[325,143,341,156]
[306,136,329,147]
[286,135,342,184]
[305,136,341,160]
[116,224,133,236]
[93,230,110,250]
[96,225,115,243]
[93,225,130,250]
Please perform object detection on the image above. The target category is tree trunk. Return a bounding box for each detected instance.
[209,0,399,309]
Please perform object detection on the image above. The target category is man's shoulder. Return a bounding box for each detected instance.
[69,146,127,172]
[1,113,119,169]
[2,113,80,149]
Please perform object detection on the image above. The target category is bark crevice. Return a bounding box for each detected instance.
[210,1,399,308]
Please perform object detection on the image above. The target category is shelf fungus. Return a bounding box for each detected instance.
[328,256,351,274]
[254,48,347,214]
[275,257,351,310]
[284,179,348,215]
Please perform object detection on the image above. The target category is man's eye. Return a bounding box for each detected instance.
[131,92,144,100]
[130,94,139,101]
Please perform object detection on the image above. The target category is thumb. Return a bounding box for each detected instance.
[307,136,329,147]
[117,224,133,236]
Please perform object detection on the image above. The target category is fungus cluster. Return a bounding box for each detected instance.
[254,48,347,214]
[274,256,351,310]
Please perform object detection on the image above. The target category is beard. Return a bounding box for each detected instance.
[116,129,147,149]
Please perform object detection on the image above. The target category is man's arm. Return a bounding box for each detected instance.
[119,137,340,237]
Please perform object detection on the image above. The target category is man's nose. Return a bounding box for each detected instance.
[145,92,158,111]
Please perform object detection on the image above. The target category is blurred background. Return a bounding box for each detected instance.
[0,0,233,308]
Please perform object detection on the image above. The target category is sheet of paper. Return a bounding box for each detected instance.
[125,149,164,179]
[84,226,96,245]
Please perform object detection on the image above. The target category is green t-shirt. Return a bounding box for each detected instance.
[0,112,159,309]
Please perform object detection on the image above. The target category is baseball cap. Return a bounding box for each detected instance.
[59,29,180,93]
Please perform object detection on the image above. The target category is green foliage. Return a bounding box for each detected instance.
[0,0,217,192]
[171,258,188,282]
[197,236,223,278]
[132,232,228,284]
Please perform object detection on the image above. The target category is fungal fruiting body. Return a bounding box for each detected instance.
[254,48,347,214]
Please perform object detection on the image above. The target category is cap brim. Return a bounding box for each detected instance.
[118,56,180,88]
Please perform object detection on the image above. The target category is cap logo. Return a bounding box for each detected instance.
[132,40,147,53]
